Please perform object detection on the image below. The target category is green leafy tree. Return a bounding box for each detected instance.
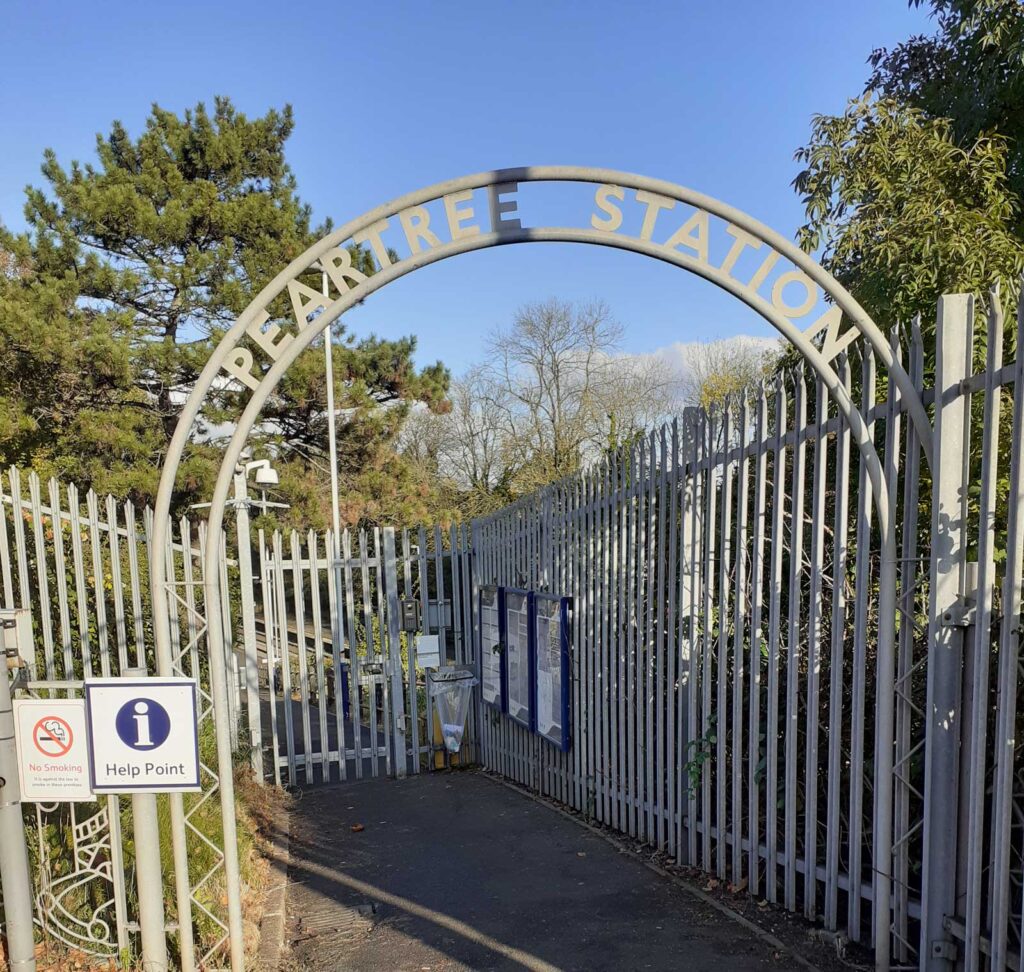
[261,328,450,528]
[794,98,1024,328]
[794,0,1024,329]
[793,0,1024,562]
[0,242,156,497]
[867,0,1024,208]
[18,98,313,440]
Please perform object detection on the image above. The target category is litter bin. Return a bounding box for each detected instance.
[427,667,478,754]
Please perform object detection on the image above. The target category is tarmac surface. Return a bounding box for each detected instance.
[282,771,794,971]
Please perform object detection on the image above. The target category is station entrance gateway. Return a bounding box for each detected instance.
[147,168,1023,972]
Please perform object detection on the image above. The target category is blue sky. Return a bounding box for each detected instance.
[1,1,931,374]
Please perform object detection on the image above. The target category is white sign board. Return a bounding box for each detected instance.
[85,678,201,793]
[479,587,502,708]
[415,634,441,669]
[504,591,531,728]
[14,699,93,801]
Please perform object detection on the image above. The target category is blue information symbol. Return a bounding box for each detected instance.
[115,698,171,751]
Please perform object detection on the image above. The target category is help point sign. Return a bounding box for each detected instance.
[85,677,201,793]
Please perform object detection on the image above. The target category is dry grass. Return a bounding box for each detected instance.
[233,766,294,963]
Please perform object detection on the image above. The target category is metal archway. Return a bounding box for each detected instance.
[152,168,931,971]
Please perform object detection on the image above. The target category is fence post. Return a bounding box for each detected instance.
[382,528,407,778]
[233,472,263,780]
[677,408,698,863]
[919,294,972,968]
[0,648,36,972]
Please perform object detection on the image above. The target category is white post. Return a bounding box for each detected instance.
[323,270,343,549]
[677,408,698,861]
[234,472,263,780]
[322,269,346,778]
[124,666,169,972]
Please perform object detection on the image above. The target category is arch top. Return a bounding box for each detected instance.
[211,166,931,459]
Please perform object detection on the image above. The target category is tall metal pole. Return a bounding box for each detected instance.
[123,667,169,972]
[234,472,263,780]
[0,649,36,972]
[322,269,346,715]
[322,270,343,548]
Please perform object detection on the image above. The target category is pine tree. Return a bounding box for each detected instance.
[1,97,449,522]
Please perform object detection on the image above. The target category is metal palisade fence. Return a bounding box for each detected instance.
[0,469,240,964]
[471,290,1024,970]
[0,470,474,965]
[0,471,479,962]
[2,288,1024,969]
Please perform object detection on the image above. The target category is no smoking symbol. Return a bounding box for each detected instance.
[32,716,73,758]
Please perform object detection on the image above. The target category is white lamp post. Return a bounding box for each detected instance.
[232,457,285,781]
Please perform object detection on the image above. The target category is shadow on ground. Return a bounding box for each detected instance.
[280,771,796,972]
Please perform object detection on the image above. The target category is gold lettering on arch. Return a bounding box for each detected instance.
[804,305,857,361]
[218,181,867,393]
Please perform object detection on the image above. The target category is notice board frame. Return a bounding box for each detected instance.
[532,593,572,751]
[502,587,534,731]
[479,584,506,711]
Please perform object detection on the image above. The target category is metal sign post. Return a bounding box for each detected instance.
[0,644,37,971]
[94,667,185,972]
[131,786,169,972]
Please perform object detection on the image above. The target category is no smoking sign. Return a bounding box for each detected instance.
[14,699,92,801]
[33,715,74,757]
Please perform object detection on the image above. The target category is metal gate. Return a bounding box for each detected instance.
[252,524,477,785]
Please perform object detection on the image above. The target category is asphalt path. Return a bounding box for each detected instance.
[282,772,793,971]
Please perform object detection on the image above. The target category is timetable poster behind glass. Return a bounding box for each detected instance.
[480,586,504,709]
[535,595,570,750]
[504,590,532,729]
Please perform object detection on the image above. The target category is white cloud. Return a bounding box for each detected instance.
[653,334,782,387]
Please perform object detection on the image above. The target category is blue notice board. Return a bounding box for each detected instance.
[533,594,572,751]
[479,585,505,710]
[503,589,533,730]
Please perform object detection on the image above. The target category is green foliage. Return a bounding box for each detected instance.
[0,97,449,526]
[868,0,1024,208]
[683,717,717,794]
[260,321,449,529]
[0,242,163,502]
[794,97,1024,329]
[794,0,1024,330]
[792,0,1024,584]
